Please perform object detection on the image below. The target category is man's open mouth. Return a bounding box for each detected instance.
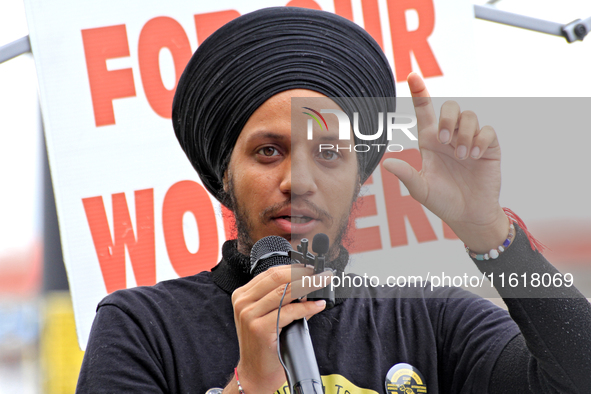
[278,215,314,224]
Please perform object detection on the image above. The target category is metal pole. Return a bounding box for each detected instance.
[0,35,31,64]
[474,5,564,37]
[42,124,69,293]
[474,5,591,42]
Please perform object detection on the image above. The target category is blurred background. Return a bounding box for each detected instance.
[1,0,590,392]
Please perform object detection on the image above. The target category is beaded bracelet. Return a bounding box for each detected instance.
[234,368,245,394]
[465,223,515,260]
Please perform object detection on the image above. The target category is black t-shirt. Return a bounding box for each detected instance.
[76,271,519,393]
[77,226,591,393]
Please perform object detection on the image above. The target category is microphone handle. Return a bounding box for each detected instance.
[292,380,324,394]
[279,318,323,394]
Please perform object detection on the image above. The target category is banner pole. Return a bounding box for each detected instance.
[474,4,591,43]
[0,35,31,64]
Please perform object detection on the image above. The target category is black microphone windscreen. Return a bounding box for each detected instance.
[250,236,293,277]
[312,233,329,255]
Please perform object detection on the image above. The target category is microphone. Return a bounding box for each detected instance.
[312,233,329,256]
[250,235,292,276]
[306,233,335,309]
[249,236,323,394]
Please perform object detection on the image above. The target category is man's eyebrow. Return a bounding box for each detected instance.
[247,131,286,142]
[317,134,341,143]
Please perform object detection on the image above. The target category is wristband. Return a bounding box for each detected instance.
[234,368,245,394]
[502,207,547,253]
[464,207,548,260]
[465,223,515,260]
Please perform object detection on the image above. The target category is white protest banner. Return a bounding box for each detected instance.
[24,0,484,349]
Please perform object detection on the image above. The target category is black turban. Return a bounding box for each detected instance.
[172,6,396,203]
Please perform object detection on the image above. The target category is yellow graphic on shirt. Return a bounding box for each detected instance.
[276,374,379,394]
[385,363,427,394]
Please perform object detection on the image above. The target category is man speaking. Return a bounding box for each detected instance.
[76,7,591,394]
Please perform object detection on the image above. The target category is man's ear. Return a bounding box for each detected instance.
[222,170,229,192]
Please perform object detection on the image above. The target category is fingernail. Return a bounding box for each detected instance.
[439,129,450,143]
[315,300,326,308]
[470,146,480,158]
[457,145,467,159]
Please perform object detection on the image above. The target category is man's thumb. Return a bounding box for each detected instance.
[382,158,427,203]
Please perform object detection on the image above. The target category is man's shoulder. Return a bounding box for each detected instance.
[335,282,511,328]
[336,277,487,304]
[96,271,226,314]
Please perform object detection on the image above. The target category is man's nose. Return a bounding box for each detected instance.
[280,153,318,197]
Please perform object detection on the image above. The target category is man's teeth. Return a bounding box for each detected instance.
[284,216,312,224]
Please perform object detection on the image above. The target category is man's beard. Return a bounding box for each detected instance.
[222,175,360,270]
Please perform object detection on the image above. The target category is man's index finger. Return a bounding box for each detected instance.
[408,72,437,132]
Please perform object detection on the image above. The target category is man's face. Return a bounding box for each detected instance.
[224,89,360,255]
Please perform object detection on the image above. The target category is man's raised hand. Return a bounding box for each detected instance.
[382,72,509,253]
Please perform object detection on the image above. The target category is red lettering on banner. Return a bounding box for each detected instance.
[349,175,382,254]
[362,0,384,50]
[194,10,240,44]
[285,0,322,9]
[334,0,353,21]
[162,181,219,277]
[82,189,155,294]
[387,0,442,80]
[380,149,437,246]
[81,25,136,127]
[138,17,193,119]
[289,0,383,49]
